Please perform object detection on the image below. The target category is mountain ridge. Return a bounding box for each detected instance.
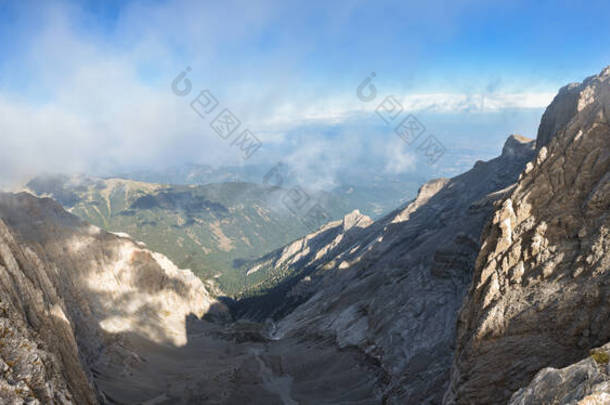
[0,192,226,403]
[230,132,536,403]
[446,65,610,404]
[24,175,351,295]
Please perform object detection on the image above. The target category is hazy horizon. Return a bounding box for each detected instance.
[1,0,609,189]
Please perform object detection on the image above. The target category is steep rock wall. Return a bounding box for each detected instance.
[446,66,610,404]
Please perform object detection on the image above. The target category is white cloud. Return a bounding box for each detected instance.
[384,140,416,174]
[0,0,559,189]
[253,91,555,133]
[395,92,556,112]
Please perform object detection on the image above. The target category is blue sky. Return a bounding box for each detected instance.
[0,0,609,187]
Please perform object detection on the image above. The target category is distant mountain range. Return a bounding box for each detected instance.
[25,175,351,295]
[24,166,427,295]
[115,163,427,218]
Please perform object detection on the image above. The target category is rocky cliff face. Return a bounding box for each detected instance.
[0,192,383,405]
[235,209,373,320]
[245,209,374,279]
[235,134,535,403]
[446,66,610,404]
[0,192,225,404]
[509,343,610,405]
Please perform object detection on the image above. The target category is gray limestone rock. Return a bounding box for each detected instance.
[0,192,225,403]
[239,134,535,403]
[446,66,610,405]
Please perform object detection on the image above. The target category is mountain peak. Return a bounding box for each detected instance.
[342,209,372,231]
[501,134,535,158]
[536,65,610,149]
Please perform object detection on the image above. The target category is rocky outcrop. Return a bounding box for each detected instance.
[446,66,610,404]
[235,134,535,403]
[509,343,610,405]
[0,192,225,403]
[0,296,78,404]
[235,210,373,320]
[537,66,610,150]
[245,209,373,278]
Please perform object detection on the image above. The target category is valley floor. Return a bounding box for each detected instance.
[93,317,387,405]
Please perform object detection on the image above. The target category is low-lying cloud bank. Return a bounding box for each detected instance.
[0,0,562,188]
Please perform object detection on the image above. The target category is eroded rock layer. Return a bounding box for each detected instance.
[509,343,610,405]
[0,192,223,404]
[237,134,536,403]
[446,66,610,404]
